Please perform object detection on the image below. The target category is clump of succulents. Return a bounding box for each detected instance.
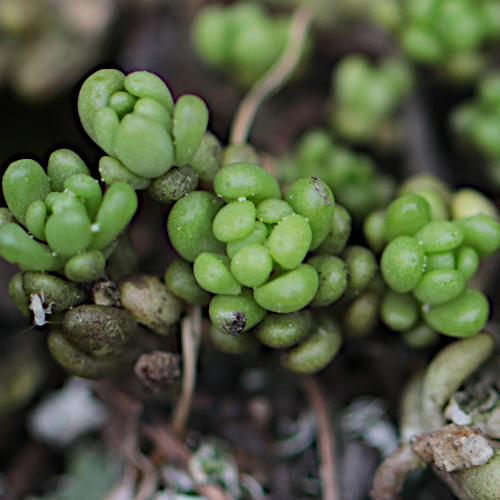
[364,174,500,341]
[0,150,137,281]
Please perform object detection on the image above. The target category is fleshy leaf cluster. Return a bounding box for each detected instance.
[78,68,209,183]
[330,54,413,147]
[366,175,500,338]
[165,161,350,373]
[452,72,500,186]
[0,150,138,282]
[397,0,500,81]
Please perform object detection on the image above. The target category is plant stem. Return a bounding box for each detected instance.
[299,374,340,500]
[229,6,313,145]
[370,443,424,500]
[171,305,202,436]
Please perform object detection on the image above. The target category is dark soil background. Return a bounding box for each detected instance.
[0,1,498,499]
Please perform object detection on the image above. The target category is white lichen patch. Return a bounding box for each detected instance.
[29,378,108,447]
[444,395,473,426]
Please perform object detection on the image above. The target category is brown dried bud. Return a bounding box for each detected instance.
[134,351,181,393]
[92,280,121,307]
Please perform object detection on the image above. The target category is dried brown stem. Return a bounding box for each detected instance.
[299,375,340,500]
[370,443,424,500]
[94,381,158,500]
[170,306,202,436]
[229,6,313,145]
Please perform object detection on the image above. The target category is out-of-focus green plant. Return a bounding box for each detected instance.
[397,0,500,82]
[369,0,500,83]
[451,71,500,187]
[280,128,395,219]
[191,1,309,87]
[330,54,414,148]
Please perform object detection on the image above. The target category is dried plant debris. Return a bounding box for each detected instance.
[411,424,494,473]
[134,350,181,394]
[369,443,425,500]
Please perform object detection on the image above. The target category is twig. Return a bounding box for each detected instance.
[142,424,234,500]
[370,443,424,500]
[229,7,314,145]
[170,306,202,436]
[94,381,158,500]
[299,375,340,500]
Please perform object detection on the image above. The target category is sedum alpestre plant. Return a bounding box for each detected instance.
[2,2,500,498]
[1,62,500,384]
[365,178,500,340]
[0,152,137,281]
[0,67,345,377]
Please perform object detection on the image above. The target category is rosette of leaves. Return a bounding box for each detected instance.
[0,148,138,283]
[191,1,294,87]
[164,161,359,374]
[451,72,500,187]
[77,68,209,185]
[279,128,395,219]
[364,175,500,340]
[330,54,414,148]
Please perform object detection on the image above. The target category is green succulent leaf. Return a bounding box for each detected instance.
[45,202,92,259]
[2,159,51,227]
[78,69,126,144]
[124,71,174,114]
[88,182,138,251]
[64,174,103,222]
[173,94,209,167]
[25,200,47,241]
[47,149,91,192]
[114,113,174,178]
[0,223,66,271]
